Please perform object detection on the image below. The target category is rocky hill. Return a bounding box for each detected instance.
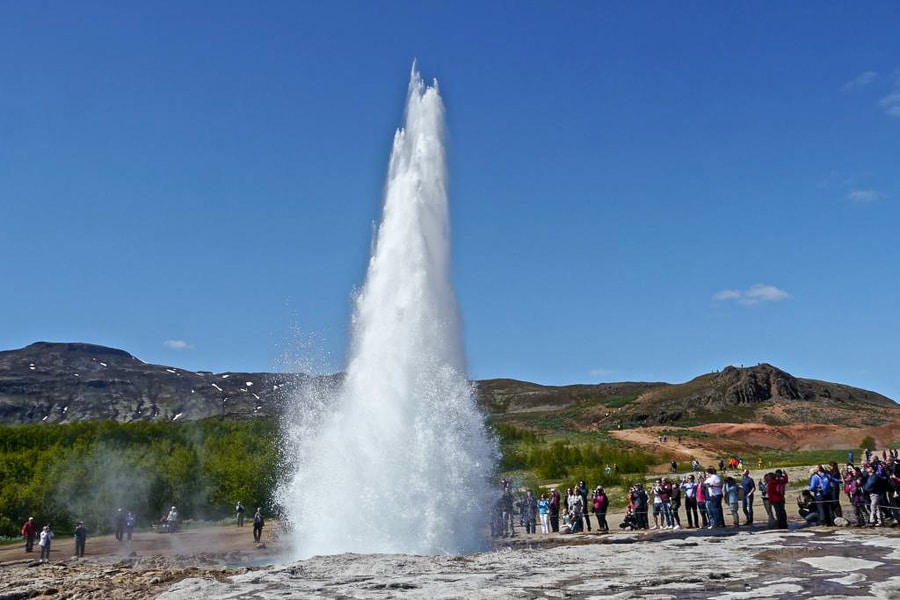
[482,363,900,432]
[1,342,897,429]
[0,342,338,425]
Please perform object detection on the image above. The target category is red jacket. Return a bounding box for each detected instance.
[767,473,789,503]
[21,520,36,537]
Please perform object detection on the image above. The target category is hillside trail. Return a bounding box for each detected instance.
[610,427,719,471]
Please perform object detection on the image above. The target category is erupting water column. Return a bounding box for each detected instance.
[279,67,497,558]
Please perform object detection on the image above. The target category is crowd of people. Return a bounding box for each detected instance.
[491,447,900,539]
[491,478,611,537]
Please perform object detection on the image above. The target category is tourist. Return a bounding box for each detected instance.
[548,487,561,533]
[888,457,900,522]
[658,478,674,529]
[125,511,136,542]
[501,482,516,537]
[631,484,649,529]
[740,469,756,525]
[808,465,834,526]
[767,469,789,529]
[650,479,664,529]
[39,525,53,562]
[696,473,709,528]
[519,490,538,534]
[827,462,844,519]
[537,493,550,534]
[845,465,867,526]
[703,467,724,528]
[723,476,740,527]
[491,490,506,538]
[236,501,246,527]
[114,508,126,542]
[253,508,265,543]
[592,486,609,532]
[566,487,584,533]
[578,481,591,531]
[74,521,87,558]
[797,490,819,525]
[166,506,179,533]
[863,462,888,527]
[669,479,682,529]
[760,473,774,526]
[681,475,699,528]
[20,517,36,553]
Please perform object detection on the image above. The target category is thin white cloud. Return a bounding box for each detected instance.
[589,368,614,378]
[847,189,883,203]
[714,284,791,306]
[879,89,900,117]
[842,71,878,92]
[164,340,193,350]
[713,289,742,302]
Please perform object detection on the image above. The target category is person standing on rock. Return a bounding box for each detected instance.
[21,517,37,553]
[703,467,724,528]
[741,469,756,525]
[808,465,834,526]
[696,473,709,528]
[669,480,682,529]
[759,473,774,526]
[252,508,265,543]
[631,484,649,529]
[38,525,53,562]
[682,475,699,528]
[537,493,550,534]
[114,508,126,542]
[166,506,179,533]
[723,476,740,527]
[863,463,888,527]
[548,487,561,533]
[519,490,538,534]
[578,481,591,531]
[827,462,844,519]
[767,469,789,529]
[593,486,609,532]
[125,511,135,542]
[74,521,87,558]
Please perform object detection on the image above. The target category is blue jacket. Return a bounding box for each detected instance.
[808,472,831,496]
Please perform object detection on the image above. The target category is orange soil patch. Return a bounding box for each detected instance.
[611,422,899,473]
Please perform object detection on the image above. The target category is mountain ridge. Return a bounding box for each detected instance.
[0,342,896,428]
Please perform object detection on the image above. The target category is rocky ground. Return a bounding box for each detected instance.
[1,508,898,599]
[0,523,278,599]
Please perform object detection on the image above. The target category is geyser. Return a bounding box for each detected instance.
[279,67,497,557]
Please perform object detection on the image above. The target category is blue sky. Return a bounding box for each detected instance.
[2,2,898,401]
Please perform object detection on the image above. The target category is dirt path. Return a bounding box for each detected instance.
[610,426,720,470]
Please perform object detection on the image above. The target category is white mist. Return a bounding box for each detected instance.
[279,67,497,557]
